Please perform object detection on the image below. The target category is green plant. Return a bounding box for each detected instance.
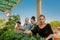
[0,18,6,29]
[0,29,41,40]
[5,14,20,29]
[0,14,21,40]
[50,20,60,27]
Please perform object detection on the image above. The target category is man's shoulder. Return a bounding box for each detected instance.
[23,23,25,25]
[28,23,32,25]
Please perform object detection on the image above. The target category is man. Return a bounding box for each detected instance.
[23,17,32,31]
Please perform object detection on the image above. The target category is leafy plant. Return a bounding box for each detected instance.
[0,18,6,29]
[50,20,60,27]
[5,14,20,29]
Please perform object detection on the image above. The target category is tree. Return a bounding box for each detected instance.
[50,20,60,27]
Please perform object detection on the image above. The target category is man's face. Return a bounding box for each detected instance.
[25,18,29,23]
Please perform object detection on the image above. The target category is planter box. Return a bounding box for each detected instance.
[54,34,60,40]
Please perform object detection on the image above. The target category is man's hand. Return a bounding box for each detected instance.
[25,30,32,34]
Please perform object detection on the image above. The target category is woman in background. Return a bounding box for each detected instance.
[15,21,23,33]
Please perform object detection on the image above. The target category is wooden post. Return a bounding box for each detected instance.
[37,0,42,24]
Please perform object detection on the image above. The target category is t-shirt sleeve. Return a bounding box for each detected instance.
[47,24,53,34]
[31,26,38,35]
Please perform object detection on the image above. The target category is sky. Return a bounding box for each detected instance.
[0,0,60,25]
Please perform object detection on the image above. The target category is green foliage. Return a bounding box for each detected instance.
[0,29,17,40]
[0,14,21,40]
[0,0,20,11]
[50,20,60,27]
[6,14,20,29]
[0,30,41,40]
[0,18,6,29]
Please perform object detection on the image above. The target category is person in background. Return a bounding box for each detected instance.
[30,16,37,30]
[15,21,23,33]
[23,17,32,31]
[26,15,53,40]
